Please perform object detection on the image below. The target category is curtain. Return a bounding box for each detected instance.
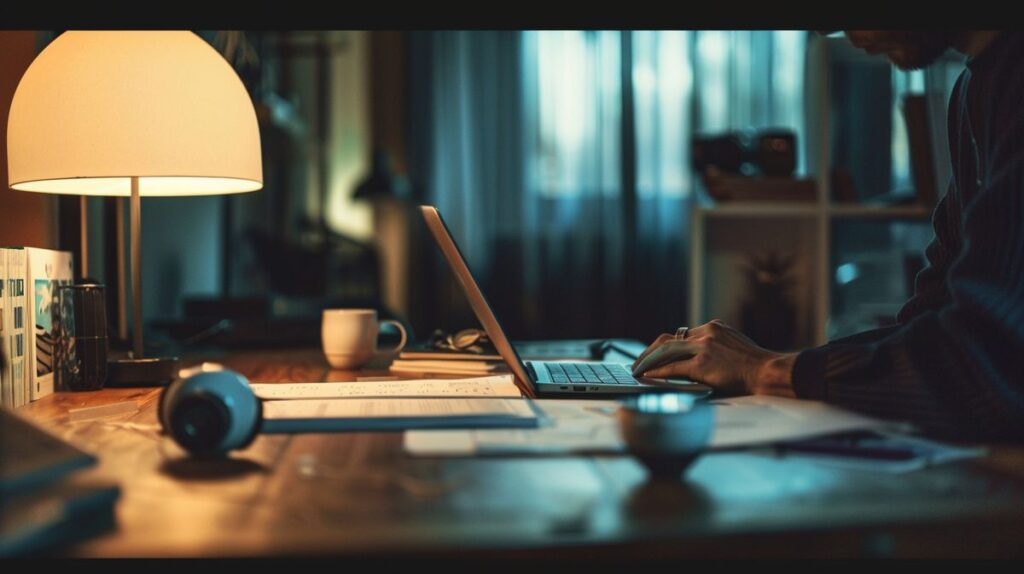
[408,30,807,341]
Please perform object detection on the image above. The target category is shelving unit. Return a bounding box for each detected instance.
[689,200,932,348]
[688,35,942,349]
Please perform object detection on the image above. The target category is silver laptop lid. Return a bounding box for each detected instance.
[419,205,537,398]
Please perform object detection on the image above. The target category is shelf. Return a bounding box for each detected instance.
[703,173,817,203]
[691,36,949,348]
[695,202,820,218]
[694,202,933,220]
[828,204,933,219]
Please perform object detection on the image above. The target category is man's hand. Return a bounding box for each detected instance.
[631,319,797,397]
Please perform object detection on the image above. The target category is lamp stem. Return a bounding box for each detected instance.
[116,198,128,342]
[130,176,143,359]
[80,195,88,278]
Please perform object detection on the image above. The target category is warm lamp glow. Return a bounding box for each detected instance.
[7,31,263,196]
[6,30,263,370]
[12,177,263,197]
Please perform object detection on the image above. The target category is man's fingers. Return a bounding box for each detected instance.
[682,320,720,341]
[632,342,674,374]
[632,333,673,370]
[633,320,724,370]
[631,340,698,375]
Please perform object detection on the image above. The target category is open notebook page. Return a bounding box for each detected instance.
[249,375,522,400]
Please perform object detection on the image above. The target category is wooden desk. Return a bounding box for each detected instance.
[17,349,1024,558]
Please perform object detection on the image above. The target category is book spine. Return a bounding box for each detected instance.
[25,247,37,401]
[26,247,75,401]
[7,248,27,408]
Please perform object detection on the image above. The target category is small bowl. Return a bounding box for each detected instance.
[617,393,714,479]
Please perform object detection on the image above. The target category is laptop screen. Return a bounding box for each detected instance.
[419,206,538,398]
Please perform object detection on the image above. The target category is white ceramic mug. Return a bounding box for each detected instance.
[321,309,408,369]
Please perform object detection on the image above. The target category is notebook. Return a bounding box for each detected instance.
[0,407,96,498]
[1,478,120,557]
[0,407,120,556]
[261,397,542,433]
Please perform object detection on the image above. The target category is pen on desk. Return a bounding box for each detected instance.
[777,442,918,461]
[608,343,640,360]
[592,340,640,361]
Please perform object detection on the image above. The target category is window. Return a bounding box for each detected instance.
[530,31,621,199]
[528,31,809,201]
[891,69,925,193]
[634,31,691,200]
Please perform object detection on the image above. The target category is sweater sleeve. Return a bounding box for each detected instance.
[792,116,1024,443]
[895,182,957,322]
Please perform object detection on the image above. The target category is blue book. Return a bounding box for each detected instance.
[0,478,120,557]
[0,408,119,557]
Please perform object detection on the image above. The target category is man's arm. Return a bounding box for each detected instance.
[793,143,1024,441]
[781,182,960,432]
[895,183,958,322]
[634,150,1024,443]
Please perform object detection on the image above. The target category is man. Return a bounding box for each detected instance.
[632,31,1024,442]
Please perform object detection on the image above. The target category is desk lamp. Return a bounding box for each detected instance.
[7,31,263,384]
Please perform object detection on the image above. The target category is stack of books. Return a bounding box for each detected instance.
[389,346,508,376]
[1,247,74,408]
[0,408,120,556]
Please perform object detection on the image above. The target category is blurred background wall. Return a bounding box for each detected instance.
[0,30,966,353]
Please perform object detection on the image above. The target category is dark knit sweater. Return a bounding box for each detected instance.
[792,32,1024,443]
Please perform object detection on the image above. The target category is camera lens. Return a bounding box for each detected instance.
[170,395,231,456]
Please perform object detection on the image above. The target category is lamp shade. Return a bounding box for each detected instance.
[7,31,262,197]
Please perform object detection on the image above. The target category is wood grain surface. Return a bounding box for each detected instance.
[15,349,1024,558]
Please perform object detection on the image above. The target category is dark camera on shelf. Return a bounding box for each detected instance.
[691,129,797,178]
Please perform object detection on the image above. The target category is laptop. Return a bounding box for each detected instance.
[420,205,713,399]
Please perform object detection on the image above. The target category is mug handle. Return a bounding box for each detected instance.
[376,319,408,355]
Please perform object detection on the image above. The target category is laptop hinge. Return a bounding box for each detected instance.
[526,361,538,381]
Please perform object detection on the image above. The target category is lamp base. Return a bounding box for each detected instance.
[106,357,180,387]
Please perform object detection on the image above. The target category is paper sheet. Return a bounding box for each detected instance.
[779,431,986,473]
[261,397,540,432]
[250,375,522,400]
[263,397,535,420]
[404,395,909,456]
[707,395,912,448]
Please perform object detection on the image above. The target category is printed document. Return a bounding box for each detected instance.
[261,397,539,432]
[404,395,908,455]
[250,375,522,400]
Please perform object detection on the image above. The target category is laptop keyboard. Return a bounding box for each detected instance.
[545,362,640,386]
